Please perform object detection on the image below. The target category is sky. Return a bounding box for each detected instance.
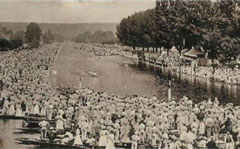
[0,0,156,23]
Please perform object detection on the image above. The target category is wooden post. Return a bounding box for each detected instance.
[79,77,82,90]
[168,80,171,101]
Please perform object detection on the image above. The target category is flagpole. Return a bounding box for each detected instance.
[168,80,171,101]
[79,76,82,90]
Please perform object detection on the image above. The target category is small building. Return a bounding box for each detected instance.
[181,47,206,66]
[169,46,179,56]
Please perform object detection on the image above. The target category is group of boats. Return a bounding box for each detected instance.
[0,114,142,149]
[16,138,135,149]
[0,113,47,126]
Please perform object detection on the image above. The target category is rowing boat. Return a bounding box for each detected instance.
[0,114,27,120]
[14,128,40,134]
[16,138,130,149]
[25,119,56,127]
[16,138,91,149]
[0,113,47,120]
[87,70,97,77]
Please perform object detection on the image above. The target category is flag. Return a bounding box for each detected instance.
[52,70,57,75]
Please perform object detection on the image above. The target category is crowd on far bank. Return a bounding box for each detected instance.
[75,43,240,85]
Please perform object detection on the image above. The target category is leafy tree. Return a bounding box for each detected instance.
[43,29,54,44]
[155,1,173,50]
[13,31,25,42]
[25,22,42,48]
[117,0,240,62]
[75,31,117,44]
[0,39,10,51]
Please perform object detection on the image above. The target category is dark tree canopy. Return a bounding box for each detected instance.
[25,22,42,48]
[0,26,23,51]
[43,29,54,44]
[75,31,118,44]
[117,1,240,62]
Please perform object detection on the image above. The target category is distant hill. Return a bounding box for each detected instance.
[0,22,117,41]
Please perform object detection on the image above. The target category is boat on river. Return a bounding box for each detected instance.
[0,114,26,120]
[25,119,56,127]
[87,70,97,77]
[14,128,40,134]
[0,113,46,120]
[16,138,131,149]
[16,138,90,149]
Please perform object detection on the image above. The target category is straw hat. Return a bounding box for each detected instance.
[135,131,140,135]
[171,135,177,140]
[146,120,154,127]
[182,96,188,101]
[101,125,106,130]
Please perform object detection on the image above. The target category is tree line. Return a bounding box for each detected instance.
[75,31,118,44]
[117,0,240,62]
[0,22,56,51]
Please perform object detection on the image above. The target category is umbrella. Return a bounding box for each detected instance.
[146,120,154,127]
[139,123,145,130]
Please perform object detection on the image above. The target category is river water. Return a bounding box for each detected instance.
[49,43,240,104]
[130,63,240,105]
[1,43,240,148]
[48,43,161,98]
[0,120,37,149]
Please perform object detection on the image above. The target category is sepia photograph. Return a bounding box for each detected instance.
[1,0,240,149]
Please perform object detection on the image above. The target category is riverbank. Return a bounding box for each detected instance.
[74,43,240,105]
[136,53,240,86]
[78,43,240,86]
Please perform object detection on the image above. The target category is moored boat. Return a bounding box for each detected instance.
[16,138,90,149]
[87,70,97,77]
[25,119,56,127]
[14,128,40,134]
[0,114,26,120]
[16,138,131,149]
[0,113,47,120]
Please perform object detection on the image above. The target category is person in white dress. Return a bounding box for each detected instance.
[106,130,115,149]
[131,131,140,149]
[41,101,47,116]
[81,120,88,141]
[113,121,120,141]
[15,103,22,116]
[48,103,54,120]
[225,131,234,149]
[99,126,108,147]
[184,129,195,149]
[34,103,40,115]
[2,99,9,115]
[8,102,15,115]
[55,117,65,135]
[61,131,74,144]
[39,119,50,139]
[74,128,83,146]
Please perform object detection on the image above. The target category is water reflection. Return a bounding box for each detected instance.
[49,48,161,99]
[0,119,38,148]
[130,63,240,105]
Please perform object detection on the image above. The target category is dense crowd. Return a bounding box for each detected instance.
[0,43,60,115]
[1,43,240,149]
[2,87,240,149]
